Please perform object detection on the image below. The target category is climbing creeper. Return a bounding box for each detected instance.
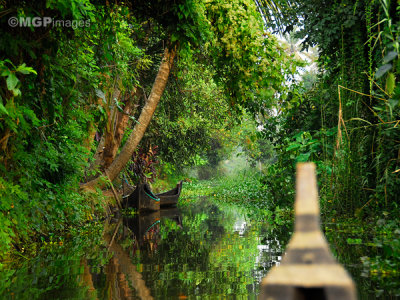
[366,1,373,96]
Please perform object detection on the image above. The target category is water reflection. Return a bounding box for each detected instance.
[324,222,400,299]
[2,197,400,299]
[103,199,286,299]
[103,232,153,299]
[1,198,287,299]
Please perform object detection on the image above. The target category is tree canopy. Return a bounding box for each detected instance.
[0,0,294,257]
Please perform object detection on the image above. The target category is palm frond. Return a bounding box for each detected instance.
[255,0,298,33]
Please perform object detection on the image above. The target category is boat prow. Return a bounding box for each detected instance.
[125,183,160,212]
[156,181,183,207]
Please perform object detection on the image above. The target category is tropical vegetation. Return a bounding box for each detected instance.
[0,0,400,297]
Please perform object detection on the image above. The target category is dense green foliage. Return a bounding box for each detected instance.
[143,57,232,170]
[0,0,292,259]
[0,221,105,299]
[254,0,400,286]
[258,0,400,215]
[1,0,400,296]
[0,0,101,259]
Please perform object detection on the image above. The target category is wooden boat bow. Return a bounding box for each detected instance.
[259,163,357,300]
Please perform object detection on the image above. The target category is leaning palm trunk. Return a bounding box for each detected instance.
[86,84,121,177]
[82,46,176,190]
[103,89,139,169]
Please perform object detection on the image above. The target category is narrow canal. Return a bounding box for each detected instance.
[1,195,399,299]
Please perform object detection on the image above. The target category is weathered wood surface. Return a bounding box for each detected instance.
[156,180,183,207]
[259,162,356,300]
[125,183,160,212]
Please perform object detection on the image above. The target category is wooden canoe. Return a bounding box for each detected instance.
[156,181,183,207]
[125,183,160,212]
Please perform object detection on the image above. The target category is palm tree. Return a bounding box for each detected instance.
[83,46,177,190]
[280,29,318,64]
[255,0,298,33]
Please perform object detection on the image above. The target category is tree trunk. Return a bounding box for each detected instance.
[82,95,97,156]
[86,84,121,178]
[89,135,105,174]
[82,46,176,190]
[103,89,139,169]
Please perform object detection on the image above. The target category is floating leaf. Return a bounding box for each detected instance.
[375,64,392,79]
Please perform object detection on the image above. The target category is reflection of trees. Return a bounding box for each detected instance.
[4,219,157,300]
[76,222,157,300]
[132,199,286,298]
[323,223,396,299]
[2,200,290,299]
[208,228,260,295]
[101,257,137,299]
[81,259,98,299]
[0,231,105,300]
[102,233,154,299]
[123,211,161,253]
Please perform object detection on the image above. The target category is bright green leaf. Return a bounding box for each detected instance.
[6,74,19,92]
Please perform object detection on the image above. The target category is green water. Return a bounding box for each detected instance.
[1,197,399,299]
[324,221,400,299]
